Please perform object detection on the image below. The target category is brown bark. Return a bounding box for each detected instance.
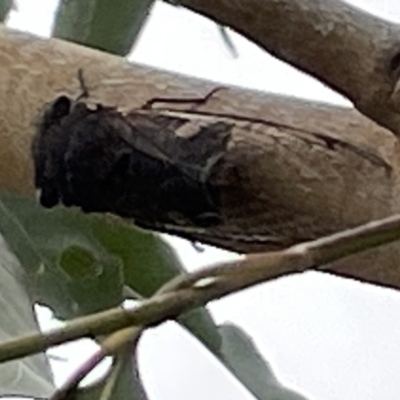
[1,24,400,289]
[180,0,400,136]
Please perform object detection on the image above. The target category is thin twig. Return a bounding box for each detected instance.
[50,277,182,399]
[98,349,128,400]
[50,326,142,400]
[1,214,400,364]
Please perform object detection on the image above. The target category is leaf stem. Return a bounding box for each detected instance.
[1,214,400,364]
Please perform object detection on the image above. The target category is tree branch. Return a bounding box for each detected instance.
[179,0,400,136]
[1,213,400,364]
[1,26,400,288]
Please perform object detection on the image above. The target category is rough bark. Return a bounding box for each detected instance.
[1,23,400,289]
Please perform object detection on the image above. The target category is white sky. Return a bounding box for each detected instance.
[7,1,400,400]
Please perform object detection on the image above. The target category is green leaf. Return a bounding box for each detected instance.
[76,352,149,400]
[218,324,308,400]
[90,215,222,354]
[178,308,222,355]
[0,191,222,354]
[0,0,12,22]
[0,192,124,319]
[63,246,124,316]
[0,234,54,398]
[91,218,182,297]
[53,0,155,56]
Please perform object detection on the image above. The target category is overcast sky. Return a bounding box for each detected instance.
[7,1,400,399]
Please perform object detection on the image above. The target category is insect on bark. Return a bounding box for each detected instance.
[32,81,233,228]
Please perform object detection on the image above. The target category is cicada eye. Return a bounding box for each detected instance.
[39,95,72,132]
[50,96,72,121]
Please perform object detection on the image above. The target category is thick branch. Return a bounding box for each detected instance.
[179,0,400,135]
[1,27,400,288]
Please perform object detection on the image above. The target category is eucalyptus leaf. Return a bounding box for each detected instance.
[0,0,12,22]
[0,192,124,319]
[90,215,222,354]
[0,234,54,398]
[218,324,308,400]
[53,0,155,55]
[0,191,222,353]
[178,308,222,355]
[0,192,302,400]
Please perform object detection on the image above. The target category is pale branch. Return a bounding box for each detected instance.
[179,0,400,136]
[0,213,400,364]
[1,26,400,289]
